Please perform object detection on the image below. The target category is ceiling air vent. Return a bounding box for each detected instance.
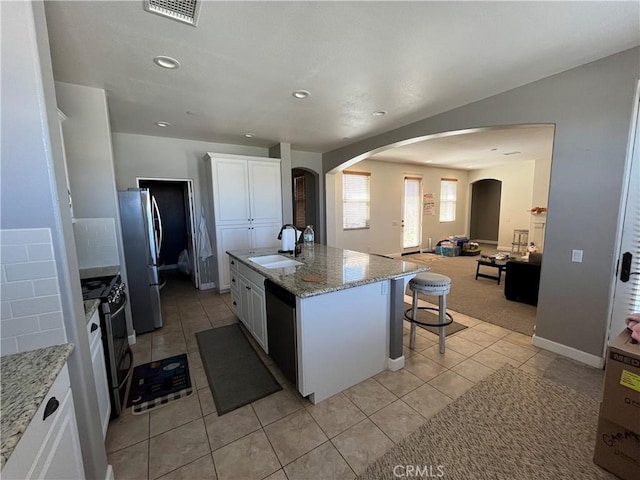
[144,0,201,27]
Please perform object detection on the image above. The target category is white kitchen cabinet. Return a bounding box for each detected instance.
[87,308,111,438]
[230,257,268,352]
[205,153,283,291]
[2,365,85,480]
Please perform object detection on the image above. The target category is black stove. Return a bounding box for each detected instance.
[81,274,125,306]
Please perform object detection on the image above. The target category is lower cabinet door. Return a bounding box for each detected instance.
[249,285,268,353]
[91,332,111,438]
[30,389,85,480]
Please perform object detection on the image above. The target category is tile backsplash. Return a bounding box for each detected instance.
[0,228,67,356]
[73,217,120,269]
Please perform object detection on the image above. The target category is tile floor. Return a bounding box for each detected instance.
[107,274,604,480]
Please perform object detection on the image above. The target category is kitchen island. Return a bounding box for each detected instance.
[227,245,428,403]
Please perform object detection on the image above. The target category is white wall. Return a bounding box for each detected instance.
[330,159,468,255]
[468,161,535,250]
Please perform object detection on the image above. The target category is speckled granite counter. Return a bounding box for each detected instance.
[228,245,428,298]
[84,299,101,323]
[1,344,74,469]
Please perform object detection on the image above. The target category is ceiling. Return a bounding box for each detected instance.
[44,1,639,153]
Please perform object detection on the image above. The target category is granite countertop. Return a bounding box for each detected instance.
[228,245,429,298]
[0,344,74,469]
[84,299,101,324]
[79,265,120,280]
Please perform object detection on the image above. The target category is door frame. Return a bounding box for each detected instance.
[401,174,423,254]
[136,177,200,289]
[604,79,640,356]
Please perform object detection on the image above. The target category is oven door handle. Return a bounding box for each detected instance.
[117,347,135,391]
[110,295,128,319]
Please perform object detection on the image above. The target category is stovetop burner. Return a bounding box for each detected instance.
[81,274,121,302]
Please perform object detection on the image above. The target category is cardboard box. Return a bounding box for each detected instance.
[602,329,640,433]
[593,409,640,480]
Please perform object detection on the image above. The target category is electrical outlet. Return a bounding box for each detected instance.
[571,249,583,263]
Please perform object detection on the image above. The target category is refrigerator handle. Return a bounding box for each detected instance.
[152,195,163,256]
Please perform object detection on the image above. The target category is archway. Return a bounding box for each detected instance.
[292,167,321,242]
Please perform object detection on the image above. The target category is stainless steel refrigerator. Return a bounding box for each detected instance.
[118,188,163,334]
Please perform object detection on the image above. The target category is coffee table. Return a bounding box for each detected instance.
[475,259,507,285]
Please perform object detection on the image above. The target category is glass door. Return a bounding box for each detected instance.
[402,177,422,252]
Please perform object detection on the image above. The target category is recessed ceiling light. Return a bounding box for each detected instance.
[425,160,433,163]
[186,110,196,116]
[244,133,256,138]
[292,90,310,99]
[153,56,180,69]
[491,148,498,151]
[502,151,521,156]
[466,164,474,168]
[373,110,387,116]
[155,121,170,127]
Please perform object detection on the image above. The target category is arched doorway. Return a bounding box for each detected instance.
[469,179,502,245]
[292,167,320,241]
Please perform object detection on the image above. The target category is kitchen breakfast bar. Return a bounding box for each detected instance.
[226,245,428,403]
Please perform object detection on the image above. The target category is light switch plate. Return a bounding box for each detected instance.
[571,249,583,263]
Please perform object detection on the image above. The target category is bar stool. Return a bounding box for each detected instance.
[404,272,452,353]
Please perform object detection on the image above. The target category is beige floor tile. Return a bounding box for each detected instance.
[251,389,302,426]
[450,358,496,383]
[152,343,188,362]
[445,336,486,357]
[187,351,203,370]
[502,331,536,348]
[403,346,417,358]
[150,393,202,437]
[108,440,148,480]
[153,331,186,349]
[264,410,328,465]
[305,392,366,438]
[105,411,149,453]
[473,322,511,338]
[471,348,522,369]
[402,383,453,419]
[451,313,481,327]
[284,441,355,480]
[374,369,424,397]
[132,336,152,366]
[204,404,261,451]
[264,470,288,480]
[343,378,397,416]
[369,399,426,443]
[182,316,212,334]
[519,363,544,376]
[523,351,557,372]
[148,418,210,479]
[156,454,216,480]
[331,419,394,475]
[190,365,209,389]
[454,328,500,348]
[212,430,280,480]
[211,314,239,328]
[404,354,448,382]
[488,339,537,363]
[158,319,183,335]
[198,387,217,416]
[402,331,436,352]
[428,370,475,399]
[179,304,206,317]
[420,344,467,368]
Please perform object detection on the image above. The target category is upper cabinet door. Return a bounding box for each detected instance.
[248,161,282,224]
[213,159,250,224]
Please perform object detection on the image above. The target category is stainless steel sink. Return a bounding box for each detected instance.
[248,255,303,269]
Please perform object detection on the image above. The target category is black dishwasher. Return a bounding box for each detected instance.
[265,280,297,386]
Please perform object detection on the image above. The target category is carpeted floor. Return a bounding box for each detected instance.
[404,248,537,335]
[358,365,614,480]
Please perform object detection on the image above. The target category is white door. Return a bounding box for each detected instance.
[218,226,252,290]
[402,177,422,251]
[214,159,250,224]
[609,87,640,340]
[248,161,282,224]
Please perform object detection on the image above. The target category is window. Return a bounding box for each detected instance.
[439,178,457,222]
[343,171,370,230]
[403,177,422,249]
[293,175,306,228]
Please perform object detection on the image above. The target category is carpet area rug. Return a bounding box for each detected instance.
[403,303,467,336]
[358,366,613,480]
[404,248,536,335]
[127,353,193,415]
[196,324,282,415]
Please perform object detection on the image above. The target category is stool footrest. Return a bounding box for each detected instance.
[404,306,453,328]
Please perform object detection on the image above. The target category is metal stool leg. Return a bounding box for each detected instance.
[438,294,447,353]
[409,289,418,349]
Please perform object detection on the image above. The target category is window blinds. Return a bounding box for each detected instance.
[403,177,422,248]
[343,172,370,230]
[440,179,457,222]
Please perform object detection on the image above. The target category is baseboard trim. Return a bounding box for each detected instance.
[128,332,136,345]
[387,355,405,371]
[532,335,604,368]
[105,465,114,480]
[199,282,216,290]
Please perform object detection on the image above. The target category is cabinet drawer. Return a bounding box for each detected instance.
[86,309,101,347]
[238,262,266,291]
[2,365,71,477]
[229,257,239,272]
[230,290,240,316]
